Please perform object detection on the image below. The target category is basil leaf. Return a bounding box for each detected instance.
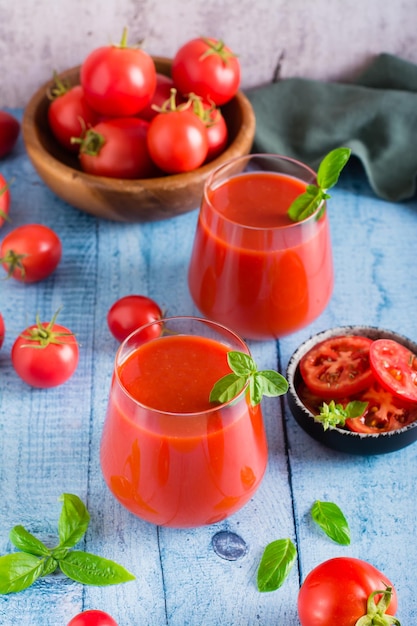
[58,493,90,548]
[287,185,324,222]
[345,400,368,418]
[317,147,351,190]
[209,373,247,404]
[311,500,351,545]
[9,525,50,557]
[58,550,135,586]
[0,553,45,594]
[249,374,264,406]
[257,538,297,592]
[256,370,289,397]
[227,351,257,376]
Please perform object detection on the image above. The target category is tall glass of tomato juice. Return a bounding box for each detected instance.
[188,154,334,340]
[100,316,268,528]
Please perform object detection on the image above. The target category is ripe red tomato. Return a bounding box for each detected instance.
[370,338,417,404]
[190,97,228,163]
[0,223,62,282]
[12,312,79,388]
[139,73,179,122]
[0,312,4,349]
[147,108,208,173]
[77,118,157,179]
[67,609,118,626]
[48,82,99,152]
[299,335,374,399]
[0,110,20,158]
[80,29,156,117]
[346,379,417,433]
[0,174,11,228]
[107,294,162,342]
[171,37,241,106]
[298,557,398,626]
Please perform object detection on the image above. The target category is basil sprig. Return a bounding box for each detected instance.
[315,399,368,430]
[209,351,288,406]
[311,500,351,545]
[288,147,351,222]
[0,493,135,594]
[257,538,297,592]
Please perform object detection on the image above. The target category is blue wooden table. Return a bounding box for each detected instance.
[1,109,416,625]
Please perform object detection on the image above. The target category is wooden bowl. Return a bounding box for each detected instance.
[22,58,256,222]
[286,325,417,455]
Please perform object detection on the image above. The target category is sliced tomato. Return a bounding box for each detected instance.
[370,338,417,403]
[299,335,374,399]
[346,379,417,433]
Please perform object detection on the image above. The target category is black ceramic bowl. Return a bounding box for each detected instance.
[286,325,417,455]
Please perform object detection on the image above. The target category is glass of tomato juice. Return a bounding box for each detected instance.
[188,154,334,340]
[100,316,268,528]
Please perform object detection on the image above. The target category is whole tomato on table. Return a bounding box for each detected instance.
[298,557,400,626]
[12,310,79,388]
[0,223,62,282]
[80,27,156,117]
[107,294,163,342]
[0,110,20,158]
[67,609,118,626]
[171,37,241,105]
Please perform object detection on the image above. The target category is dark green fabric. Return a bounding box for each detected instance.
[245,53,417,201]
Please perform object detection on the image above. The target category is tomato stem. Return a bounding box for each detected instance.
[200,37,238,65]
[355,587,401,625]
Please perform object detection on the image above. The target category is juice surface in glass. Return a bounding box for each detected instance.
[188,155,334,340]
[100,320,268,528]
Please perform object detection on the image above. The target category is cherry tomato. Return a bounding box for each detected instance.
[204,106,228,162]
[147,108,208,174]
[12,311,79,388]
[0,223,62,283]
[0,313,4,349]
[78,118,157,179]
[346,379,417,433]
[369,338,417,403]
[67,609,118,626]
[107,294,162,342]
[171,37,240,106]
[299,335,374,399]
[0,174,11,228]
[48,80,99,152]
[0,110,20,158]
[80,29,156,117]
[298,557,398,626]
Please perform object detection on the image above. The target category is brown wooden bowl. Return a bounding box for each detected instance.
[22,58,256,222]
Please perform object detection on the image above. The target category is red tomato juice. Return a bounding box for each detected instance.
[188,171,334,339]
[100,333,268,527]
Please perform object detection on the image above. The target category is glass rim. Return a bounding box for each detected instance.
[203,152,325,231]
[113,315,251,417]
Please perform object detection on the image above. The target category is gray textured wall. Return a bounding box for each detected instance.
[1,0,416,108]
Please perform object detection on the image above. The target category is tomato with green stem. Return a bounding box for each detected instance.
[107,294,163,342]
[298,557,399,626]
[299,335,374,399]
[172,37,240,106]
[0,174,11,228]
[67,610,118,626]
[0,110,20,158]
[12,310,79,388]
[190,94,228,162]
[369,338,417,404]
[80,28,156,117]
[0,223,62,282]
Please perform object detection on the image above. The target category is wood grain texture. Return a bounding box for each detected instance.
[0,114,416,625]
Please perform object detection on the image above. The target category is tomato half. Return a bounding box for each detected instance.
[299,335,374,399]
[0,110,20,158]
[48,83,99,152]
[370,338,417,403]
[67,609,118,626]
[346,379,417,433]
[0,174,11,228]
[171,37,241,105]
[80,30,156,117]
[12,314,79,388]
[107,294,163,342]
[0,223,62,282]
[298,557,398,626]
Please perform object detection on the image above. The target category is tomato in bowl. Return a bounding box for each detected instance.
[286,325,417,455]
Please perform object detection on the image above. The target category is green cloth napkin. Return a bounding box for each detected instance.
[245,53,417,201]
